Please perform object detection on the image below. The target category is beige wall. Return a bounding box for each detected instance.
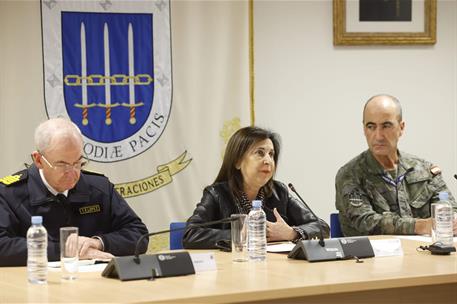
[0,1,44,168]
[255,0,457,219]
[1,0,456,222]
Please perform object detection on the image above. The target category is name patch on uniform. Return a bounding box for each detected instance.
[79,204,101,215]
[0,174,23,186]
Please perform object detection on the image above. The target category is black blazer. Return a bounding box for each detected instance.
[183,180,329,249]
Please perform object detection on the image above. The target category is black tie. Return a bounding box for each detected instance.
[56,193,67,204]
[55,194,72,225]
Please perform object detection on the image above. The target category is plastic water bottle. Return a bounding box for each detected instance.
[431,192,453,247]
[27,216,48,284]
[248,200,266,261]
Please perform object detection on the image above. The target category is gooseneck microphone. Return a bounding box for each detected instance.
[286,183,374,262]
[288,183,325,247]
[133,217,236,263]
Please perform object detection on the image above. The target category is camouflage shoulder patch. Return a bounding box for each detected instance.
[430,165,442,176]
[81,169,105,177]
[0,172,27,186]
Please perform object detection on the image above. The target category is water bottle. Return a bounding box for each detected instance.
[27,216,48,284]
[431,192,453,247]
[248,200,266,261]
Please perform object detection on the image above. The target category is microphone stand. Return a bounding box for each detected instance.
[133,218,234,263]
[286,183,374,262]
[102,217,235,281]
[288,183,325,247]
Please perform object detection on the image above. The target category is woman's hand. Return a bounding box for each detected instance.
[266,208,298,242]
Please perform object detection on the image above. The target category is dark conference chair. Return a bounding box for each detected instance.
[330,213,343,238]
[169,222,186,250]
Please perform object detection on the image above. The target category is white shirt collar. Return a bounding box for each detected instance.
[39,169,68,197]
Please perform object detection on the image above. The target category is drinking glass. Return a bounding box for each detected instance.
[231,214,248,262]
[60,227,79,280]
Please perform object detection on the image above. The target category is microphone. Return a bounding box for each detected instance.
[288,183,325,247]
[454,174,457,180]
[102,217,236,281]
[133,217,235,262]
[286,183,374,262]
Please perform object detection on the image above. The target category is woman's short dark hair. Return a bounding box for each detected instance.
[214,126,281,198]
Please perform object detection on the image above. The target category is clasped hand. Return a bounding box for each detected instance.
[64,234,114,260]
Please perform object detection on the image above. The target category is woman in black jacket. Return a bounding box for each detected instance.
[183,126,329,249]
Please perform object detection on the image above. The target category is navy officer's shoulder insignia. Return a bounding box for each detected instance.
[81,169,105,177]
[0,170,28,186]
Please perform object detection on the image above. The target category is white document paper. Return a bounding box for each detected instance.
[370,238,403,257]
[190,252,217,272]
[48,259,109,272]
[266,242,295,253]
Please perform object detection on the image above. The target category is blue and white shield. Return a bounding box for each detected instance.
[42,0,171,162]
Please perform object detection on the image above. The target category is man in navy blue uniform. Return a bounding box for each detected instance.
[0,118,148,266]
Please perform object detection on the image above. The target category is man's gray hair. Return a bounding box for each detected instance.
[34,117,83,153]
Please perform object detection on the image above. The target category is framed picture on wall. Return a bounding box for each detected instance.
[333,0,436,45]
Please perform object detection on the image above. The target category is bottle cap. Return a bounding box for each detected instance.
[438,192,449,201]
[252,200,262,208]
[31,216,43,225]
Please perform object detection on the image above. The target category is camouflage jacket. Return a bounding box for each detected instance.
[335,150,456,236]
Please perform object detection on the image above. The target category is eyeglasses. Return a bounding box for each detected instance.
[40,154,89,172]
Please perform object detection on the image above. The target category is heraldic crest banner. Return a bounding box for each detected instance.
[41,0,249,233]
[42,0,172,163]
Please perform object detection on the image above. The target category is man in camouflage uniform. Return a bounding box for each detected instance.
[335,94,457,236]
